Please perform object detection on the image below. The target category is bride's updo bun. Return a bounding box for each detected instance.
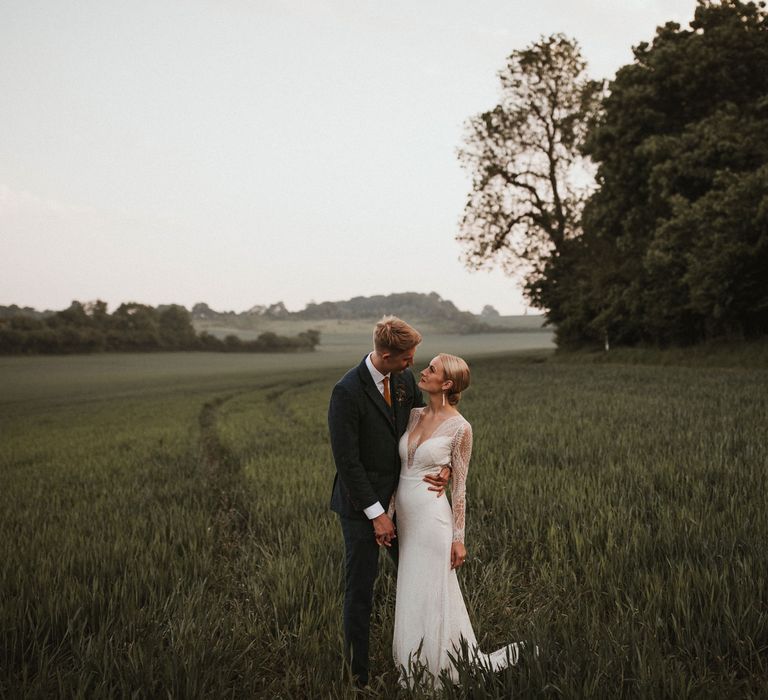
[438,353,470,406]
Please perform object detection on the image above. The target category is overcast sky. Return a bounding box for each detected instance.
[1,0,696,314]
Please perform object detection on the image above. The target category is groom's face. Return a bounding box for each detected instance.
[382,347,416,374]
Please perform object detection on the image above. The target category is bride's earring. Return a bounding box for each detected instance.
[442,391,446,407]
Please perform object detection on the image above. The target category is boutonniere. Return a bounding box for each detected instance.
[394,384,409,406]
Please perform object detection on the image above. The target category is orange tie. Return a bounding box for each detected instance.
[382,376,392,407]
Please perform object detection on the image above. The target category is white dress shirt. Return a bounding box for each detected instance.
[363,353,389,519]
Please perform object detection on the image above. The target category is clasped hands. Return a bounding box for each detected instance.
[373,466,451,547]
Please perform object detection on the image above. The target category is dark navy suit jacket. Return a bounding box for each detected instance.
[328,356,424,519]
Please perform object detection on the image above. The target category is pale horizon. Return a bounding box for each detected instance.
[1,0,696,316]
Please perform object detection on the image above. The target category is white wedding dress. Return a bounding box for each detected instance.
[391,407,523,686]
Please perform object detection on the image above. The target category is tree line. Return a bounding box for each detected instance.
[460,0,768,347]
[192,293,509,334]
[0,301,320,355]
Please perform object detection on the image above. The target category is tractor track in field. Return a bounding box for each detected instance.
[195,379,320,567]
[264,378,320,421]
[197,392,251,568]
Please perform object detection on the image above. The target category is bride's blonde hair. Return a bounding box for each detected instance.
[438,353,470,406]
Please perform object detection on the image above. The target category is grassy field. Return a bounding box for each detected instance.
[1,341,767,698]
[192,314,550,340]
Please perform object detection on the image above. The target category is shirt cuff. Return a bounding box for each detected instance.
[363,501,385,519]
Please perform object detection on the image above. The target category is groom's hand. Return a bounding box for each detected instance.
[372,513,396,547]
[424,466,451,497]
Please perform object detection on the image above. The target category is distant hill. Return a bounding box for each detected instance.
[190,292,520,334]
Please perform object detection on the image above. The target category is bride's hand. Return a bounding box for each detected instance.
[450,541,467,569]
[372,513,396,547]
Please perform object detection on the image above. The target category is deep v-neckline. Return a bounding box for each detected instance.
[406,410,463,467]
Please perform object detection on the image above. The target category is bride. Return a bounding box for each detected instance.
[382,353,525,686]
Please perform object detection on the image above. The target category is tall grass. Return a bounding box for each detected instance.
[1,352,766,697]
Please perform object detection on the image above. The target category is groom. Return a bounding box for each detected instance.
[328,316,448,686]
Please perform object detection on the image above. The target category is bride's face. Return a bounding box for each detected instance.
[418,356,450,394]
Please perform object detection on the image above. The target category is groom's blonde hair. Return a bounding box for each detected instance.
[373,315,422,353]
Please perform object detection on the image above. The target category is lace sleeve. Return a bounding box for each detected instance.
[386,490,396,519]
[450,422,473,543]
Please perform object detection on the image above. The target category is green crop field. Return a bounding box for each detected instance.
[1,341,767,698]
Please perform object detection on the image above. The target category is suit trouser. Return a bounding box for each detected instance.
[339,515,398,684]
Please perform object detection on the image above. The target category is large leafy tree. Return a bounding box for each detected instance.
[457,34,602,294]
[556,0,768,346]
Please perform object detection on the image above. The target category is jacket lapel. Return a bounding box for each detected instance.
[391,372,405,426]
